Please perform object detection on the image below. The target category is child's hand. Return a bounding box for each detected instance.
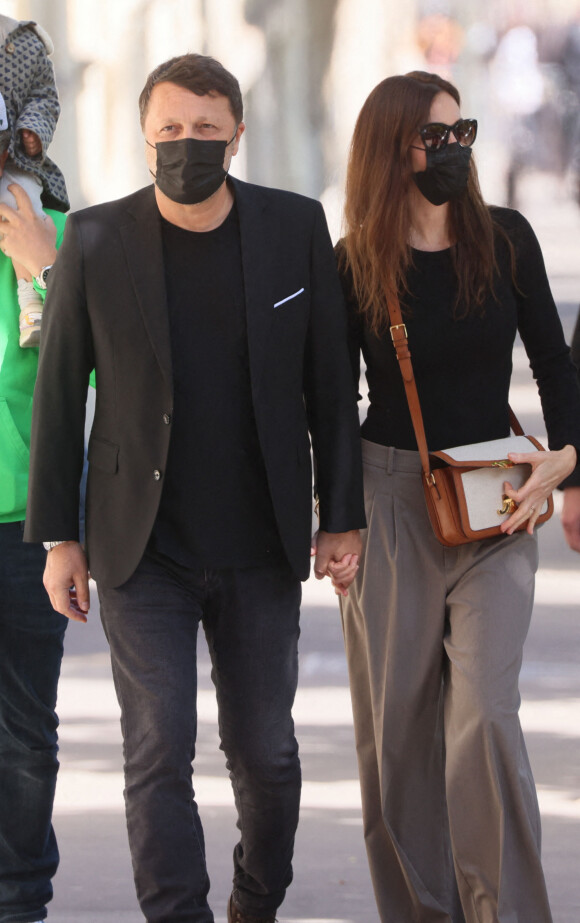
[20,129,42,157]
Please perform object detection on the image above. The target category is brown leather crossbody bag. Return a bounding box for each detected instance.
[386,295,553,546]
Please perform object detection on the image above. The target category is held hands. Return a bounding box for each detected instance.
[43,541,90,623]
[562,486,580,553]
[500,444,577,536]
[0,183,57,276]
[311,529,361,597]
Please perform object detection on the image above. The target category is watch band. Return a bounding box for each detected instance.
[43,540,68,551]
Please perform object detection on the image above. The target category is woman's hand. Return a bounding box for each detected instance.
[327,554,360,597]
[500,444,577,535]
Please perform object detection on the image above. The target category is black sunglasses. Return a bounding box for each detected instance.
[415,118,478,151]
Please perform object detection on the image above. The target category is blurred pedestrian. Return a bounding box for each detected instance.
[24,52,365,923]
[0,38,67,922]
[415,13,463,81]
[332,70,580,923]
[558,8,580,203]
[490,19,545,207]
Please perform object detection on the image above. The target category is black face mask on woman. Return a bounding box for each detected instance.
[147,129,237,205]
[413,143,472,206]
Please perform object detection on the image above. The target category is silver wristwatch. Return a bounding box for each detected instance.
[35,264,53,290]
[43,540,68,551]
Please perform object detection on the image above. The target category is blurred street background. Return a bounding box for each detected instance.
[4,0,579,920]
[7,0,580,224]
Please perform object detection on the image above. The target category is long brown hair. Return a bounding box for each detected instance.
[341,71,497,334]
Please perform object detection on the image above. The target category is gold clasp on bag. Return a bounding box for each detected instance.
[498,496,517,516]
[492,459,515,468]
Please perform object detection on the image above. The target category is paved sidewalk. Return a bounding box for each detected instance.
[48,171,580,922]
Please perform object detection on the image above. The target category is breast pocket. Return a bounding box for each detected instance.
[273,287,306,310]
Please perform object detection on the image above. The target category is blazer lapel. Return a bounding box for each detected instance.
[119,186,173,389]
[118,180,275,397]
[233,178,275,402]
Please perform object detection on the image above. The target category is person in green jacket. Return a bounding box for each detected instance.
[0,116,67,922]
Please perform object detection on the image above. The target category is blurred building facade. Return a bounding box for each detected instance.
[5,0,580,231]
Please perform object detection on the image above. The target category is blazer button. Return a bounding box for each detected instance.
[153,469,162,481]
[162,413,171,425]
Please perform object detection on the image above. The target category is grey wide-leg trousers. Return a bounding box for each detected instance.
[340,440,553,923]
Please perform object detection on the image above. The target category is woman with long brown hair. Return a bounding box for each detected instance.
[332,71,580,923]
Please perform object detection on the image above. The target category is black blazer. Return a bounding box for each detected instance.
[25,179,365,587]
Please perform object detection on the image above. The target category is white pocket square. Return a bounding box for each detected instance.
[273,287,305,308]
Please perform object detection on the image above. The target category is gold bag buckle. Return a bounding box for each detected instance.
[498,497,517,516]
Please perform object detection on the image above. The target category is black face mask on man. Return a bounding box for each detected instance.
[413,144,472,206]
[147,129,237,205]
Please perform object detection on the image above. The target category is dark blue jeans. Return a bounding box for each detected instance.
[0,522,67,923]
[98,550,302,923]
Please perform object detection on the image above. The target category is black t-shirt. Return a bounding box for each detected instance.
[339,207,580,458]
[151,202,285,569]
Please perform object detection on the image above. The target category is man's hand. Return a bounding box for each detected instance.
[562,486,580,553]
[311,529,362,595]
[43,541,90,623]
[0,183,57,276]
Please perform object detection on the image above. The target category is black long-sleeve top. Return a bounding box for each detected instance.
[339,207,580,474]
[572,312,580,370]
[565,308,580,487]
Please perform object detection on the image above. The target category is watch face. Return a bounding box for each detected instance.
[35,266,52,289]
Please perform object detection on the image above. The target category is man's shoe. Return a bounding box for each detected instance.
[227,892,277,922]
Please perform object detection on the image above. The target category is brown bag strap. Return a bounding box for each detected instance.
[509,406,524,435]
[386,294,432,479]
[385,294,524,479]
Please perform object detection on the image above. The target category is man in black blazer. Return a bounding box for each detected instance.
[25,54,365,923]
